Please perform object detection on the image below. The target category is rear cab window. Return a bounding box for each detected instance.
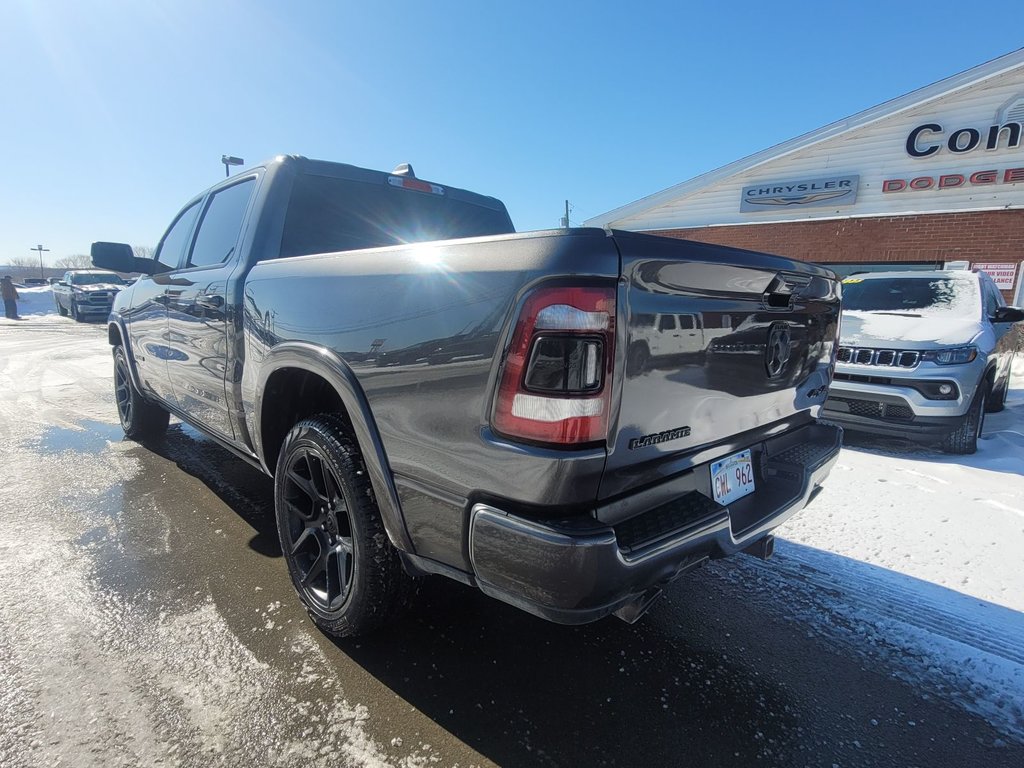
[278,173,515,259]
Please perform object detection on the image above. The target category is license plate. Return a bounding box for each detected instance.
[710,449,756,506]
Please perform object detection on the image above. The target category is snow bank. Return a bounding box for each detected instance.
[0,286,57,321]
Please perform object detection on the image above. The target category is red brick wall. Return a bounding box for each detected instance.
[652,209,1024,300]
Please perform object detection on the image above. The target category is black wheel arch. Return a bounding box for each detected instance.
[254,342,415,555]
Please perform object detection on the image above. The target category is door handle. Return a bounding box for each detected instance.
[194,294,225,310]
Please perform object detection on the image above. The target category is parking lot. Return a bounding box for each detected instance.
[1,315,1022,768]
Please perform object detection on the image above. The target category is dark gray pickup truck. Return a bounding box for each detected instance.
[52,269,127,321]
[93,155,842,637]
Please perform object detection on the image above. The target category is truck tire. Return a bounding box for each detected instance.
[942,382,987,455]
[70,300,80,321]
[113,345,170,439]
[274,414,415,637]
[55,297,68,317]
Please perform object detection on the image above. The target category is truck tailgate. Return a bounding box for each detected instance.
[600,231,840,502]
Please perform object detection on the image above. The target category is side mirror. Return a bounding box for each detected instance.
[91,241,161,275]
[993,305,1024,323]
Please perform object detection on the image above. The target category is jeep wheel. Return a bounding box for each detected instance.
[942,382,987,455]
[113,345,169,440]
[274,415,415,637]
[986,373,1009,413]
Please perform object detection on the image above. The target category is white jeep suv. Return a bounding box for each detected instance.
[823,270,1022,454]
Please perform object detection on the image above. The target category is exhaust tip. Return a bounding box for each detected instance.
[742,534,775,561]
[613,587,663,624]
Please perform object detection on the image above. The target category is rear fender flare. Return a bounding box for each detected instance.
[254,342,414,554]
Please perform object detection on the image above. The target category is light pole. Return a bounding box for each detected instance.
[30,244,49,279]
[221,155,244,178]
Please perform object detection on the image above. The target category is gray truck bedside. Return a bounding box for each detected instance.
[93,155,842,637]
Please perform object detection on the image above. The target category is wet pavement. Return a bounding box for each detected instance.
[1,317,1022,767]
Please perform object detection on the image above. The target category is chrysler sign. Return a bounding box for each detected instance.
[740,175,859,212]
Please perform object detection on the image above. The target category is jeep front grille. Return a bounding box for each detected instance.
[837,346,919,368]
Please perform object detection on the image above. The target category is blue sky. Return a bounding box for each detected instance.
[2,0,1023,265]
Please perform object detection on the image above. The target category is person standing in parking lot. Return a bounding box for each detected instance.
[2,276,20,320]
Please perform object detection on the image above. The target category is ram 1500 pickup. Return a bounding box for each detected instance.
[53,269,127,321]
[93,155,842,637]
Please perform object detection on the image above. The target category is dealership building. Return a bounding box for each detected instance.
[586,49,1024,304]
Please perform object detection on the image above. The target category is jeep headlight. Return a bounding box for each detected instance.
[923,346,978,365]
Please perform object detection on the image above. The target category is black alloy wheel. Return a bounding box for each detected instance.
[114,351,134,428]
[280,446,355,612]
[113,345,169,440]
[273,415,415,637]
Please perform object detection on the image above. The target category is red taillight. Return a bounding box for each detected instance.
[493,285,615,446]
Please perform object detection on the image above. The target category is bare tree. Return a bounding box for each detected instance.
[54,254,93,270]
[6,256,36,269]
[133,245,154,260]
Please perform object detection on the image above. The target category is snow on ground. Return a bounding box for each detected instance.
[0,285,58,321]
[782,365,1024,612]
[742,354,1024,739]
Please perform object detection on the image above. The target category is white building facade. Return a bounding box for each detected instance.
[587,50,1024,304]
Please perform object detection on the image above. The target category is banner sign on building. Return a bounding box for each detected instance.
[740,175,859,212]
[972,262,1019,290]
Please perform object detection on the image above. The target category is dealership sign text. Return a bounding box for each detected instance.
[740,175,859,212]
[972,262,1018,290]
[882,166,1024,193]
[906,121,1022,157]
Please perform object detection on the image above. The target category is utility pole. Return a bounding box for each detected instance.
[30,244,50,279]
[561,200,571,228]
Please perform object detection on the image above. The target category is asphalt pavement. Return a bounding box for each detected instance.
[1,316,1021,767]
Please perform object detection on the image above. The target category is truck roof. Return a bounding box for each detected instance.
[259,155,510,215]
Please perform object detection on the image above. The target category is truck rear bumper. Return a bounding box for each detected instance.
[468,422,841,624]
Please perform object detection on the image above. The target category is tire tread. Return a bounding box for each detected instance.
[274,414,416,637]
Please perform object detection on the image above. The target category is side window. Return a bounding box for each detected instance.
[155,201,202,271]
[678,315,695,330]
[983,282,1001,318]
[658,315,677,331]
[188,179,255,269]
